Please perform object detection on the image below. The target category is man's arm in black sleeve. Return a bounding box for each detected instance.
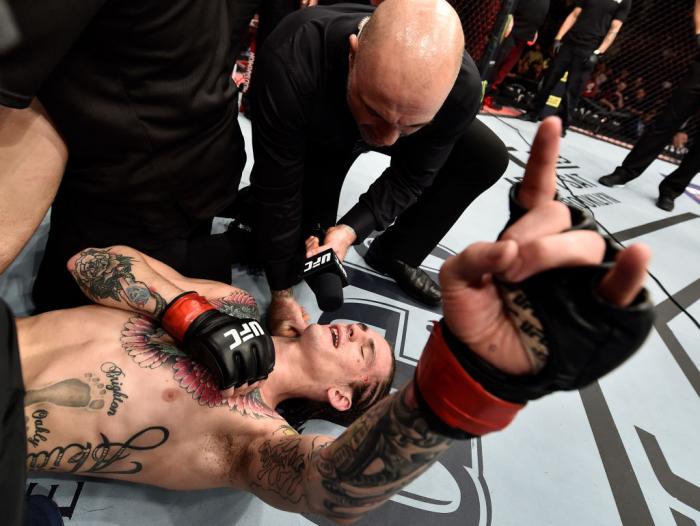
[0,0,105,109]
[339,54,482,242]
[249,47,310,292]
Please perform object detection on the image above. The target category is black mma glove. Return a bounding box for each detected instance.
[588,50,601,65]
[415,183,654,438]
[552,39,562,55]
[162,292,275,390]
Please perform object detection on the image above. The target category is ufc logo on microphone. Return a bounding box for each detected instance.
[304,252,331,272]
[223,321,265,350]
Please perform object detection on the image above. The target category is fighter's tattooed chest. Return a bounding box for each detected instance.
[119,293,279,420]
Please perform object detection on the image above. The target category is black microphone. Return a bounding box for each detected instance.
[302,248,349,311]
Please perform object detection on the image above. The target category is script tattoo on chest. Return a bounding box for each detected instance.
[120,292,280,420]
[27,409,51,448]
[26,426,169,475]
[101,362,129,416]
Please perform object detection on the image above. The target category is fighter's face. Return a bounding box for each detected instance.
[299,322,393,387]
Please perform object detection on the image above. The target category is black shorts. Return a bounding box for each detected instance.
[0,299,26,526]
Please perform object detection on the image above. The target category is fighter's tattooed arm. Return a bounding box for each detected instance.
[68,246,182,319]
[244,382,453,521]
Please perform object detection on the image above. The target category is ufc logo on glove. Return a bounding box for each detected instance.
[224,321,265,350]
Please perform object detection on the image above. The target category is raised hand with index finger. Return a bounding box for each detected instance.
[414,117,655,438]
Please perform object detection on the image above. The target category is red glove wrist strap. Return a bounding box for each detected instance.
[161,292,216,342]
[416,322,525,436]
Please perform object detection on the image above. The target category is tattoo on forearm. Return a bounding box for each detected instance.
[210,292,260,320]
[315,383,453,519]
[250,384,452,519]
[71,248,167,318]
[26,426,169,475]
[27,409,51,448]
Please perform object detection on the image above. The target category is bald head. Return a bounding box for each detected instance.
[358,0,463,97]
[346,0,465,146]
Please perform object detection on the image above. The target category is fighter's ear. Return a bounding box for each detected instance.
[348,34,359,68]
[326,386,352,412]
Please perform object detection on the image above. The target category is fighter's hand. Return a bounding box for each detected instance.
[305,224,356,262]
[299,0,318,7]
[439,117,650,374]
[267,293,310,337]
[161,293,276,390]
[415,118,653,438]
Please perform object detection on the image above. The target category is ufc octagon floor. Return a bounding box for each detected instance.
[3,115,699,526]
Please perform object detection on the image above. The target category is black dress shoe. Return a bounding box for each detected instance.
[656,195,675,212]
[365,242,442,306]
[598,172,630,188]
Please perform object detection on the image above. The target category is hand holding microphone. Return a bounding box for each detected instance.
[305,224,356,261]
[303,224,355,311]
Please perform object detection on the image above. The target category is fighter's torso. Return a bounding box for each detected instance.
[19,301,286,490]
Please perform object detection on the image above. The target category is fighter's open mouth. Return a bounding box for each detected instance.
[331,326,339,348]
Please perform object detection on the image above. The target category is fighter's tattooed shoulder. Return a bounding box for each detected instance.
[227,389,281,420]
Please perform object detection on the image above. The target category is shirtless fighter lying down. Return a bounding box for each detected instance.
[10,120,654,523]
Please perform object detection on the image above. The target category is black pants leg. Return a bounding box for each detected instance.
[491,38,527,90]
[375,119,508,266]
[532,44,575,113]
[560,48,595,130]
[0,300,25,526]
[659,138,700,198]
[615,60,700,185]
